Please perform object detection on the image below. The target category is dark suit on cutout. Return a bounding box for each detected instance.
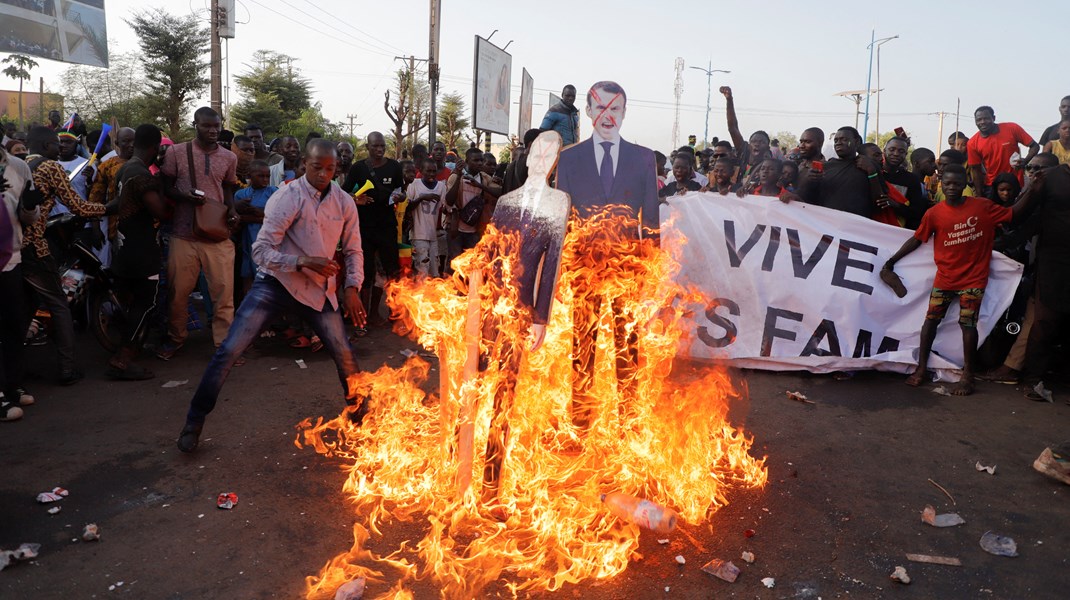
[555,137,660,235]
[555,135,660,427]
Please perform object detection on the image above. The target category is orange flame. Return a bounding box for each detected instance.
[296,209,767,598]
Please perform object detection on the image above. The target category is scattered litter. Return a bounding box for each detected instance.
[975,461,996,475]
[334,577,366,600]
[922,504,965,527]
[36,487,69,503]
[1030,382,1053,403]
[761,577,775,589]
[0,543,41,571]
[931,386,953,396]
[743,528,756,538]
[1033,447,1070,485]
[270,367,278,371]
[198,513,205,519]
[786,390,815,404]
[161,380,188,388]
[399,349,417,358]
[741,551,755,563]
[700,558,739,583]
[980,531,1018,557]
[889,566,911,584]
[82,523,100,542]
[657,538,670,545]
[927,478,956,505]
[674,555,686,565]
[217,492,239,510]
[296,359,307,369]
[664,587,670,592]
[905,553,962,566]
[47,506,61,515]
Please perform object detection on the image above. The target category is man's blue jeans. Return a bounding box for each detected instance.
[186,275,362,425]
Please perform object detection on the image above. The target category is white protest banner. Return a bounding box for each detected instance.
[660,193,1023,379]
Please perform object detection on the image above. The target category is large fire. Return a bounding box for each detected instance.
[296,210,768,598]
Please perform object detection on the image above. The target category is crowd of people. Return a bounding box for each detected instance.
[1,83,1068,425]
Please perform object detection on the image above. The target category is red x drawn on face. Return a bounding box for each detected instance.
[589,87,623,131]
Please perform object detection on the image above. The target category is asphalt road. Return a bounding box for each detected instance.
[2,327,1067,599]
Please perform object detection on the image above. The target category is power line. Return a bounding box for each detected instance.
[297,0,407,55]
[242,0,393,58]
[272,0,395,57]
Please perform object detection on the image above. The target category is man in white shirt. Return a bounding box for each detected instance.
[176,139,368,453]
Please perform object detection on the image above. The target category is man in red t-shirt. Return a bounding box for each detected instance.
[967,106,1039,194]
[882,164,1040,395]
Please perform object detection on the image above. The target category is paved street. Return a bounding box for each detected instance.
[2,327,1067,599]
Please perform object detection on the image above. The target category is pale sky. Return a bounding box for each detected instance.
[2,0,1066,154]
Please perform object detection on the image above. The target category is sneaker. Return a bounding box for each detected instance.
[58,368,84,386]
[15,388,34,406]
[176,421,203,453]
[156,341,183,361]
[1,400,24,422]
[1033,447,1070,485]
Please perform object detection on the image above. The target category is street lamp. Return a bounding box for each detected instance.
[689,60,730,148]
[863,32,897,140]
[872,34,898,140]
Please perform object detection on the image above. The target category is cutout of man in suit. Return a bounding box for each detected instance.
[554,81,660,428]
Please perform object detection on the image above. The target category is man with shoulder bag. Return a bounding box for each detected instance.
[157,107,240,360]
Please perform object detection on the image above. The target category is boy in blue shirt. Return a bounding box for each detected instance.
[234,160,277,293]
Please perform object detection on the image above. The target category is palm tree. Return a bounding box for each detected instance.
[2,54,40,130]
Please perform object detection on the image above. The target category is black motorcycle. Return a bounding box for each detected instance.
[43,213,126,353]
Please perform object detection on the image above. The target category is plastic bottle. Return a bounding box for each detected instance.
[600,492,678,533]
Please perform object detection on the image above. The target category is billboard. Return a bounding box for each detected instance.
[517,68,533,139]
[0,0,108,67]
[472,35,510,136]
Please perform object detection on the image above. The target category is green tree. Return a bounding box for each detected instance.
[230,51,312,136]
[61,53,163,130]
[126,9,209,138]
[867,130,911,147]
[289,103,345,140]
[437,92,469,152]
[774,130,798,151]
[2,54,38,129]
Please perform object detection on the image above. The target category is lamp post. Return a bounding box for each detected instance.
[689,60,730,148]
[873,34,898,140]
[863,32,897,140]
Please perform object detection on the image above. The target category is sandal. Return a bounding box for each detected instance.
[309,335,324,353]
[289,335,313,349]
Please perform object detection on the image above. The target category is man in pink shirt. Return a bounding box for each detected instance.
[158,107,240,359]
[176,139,368,453]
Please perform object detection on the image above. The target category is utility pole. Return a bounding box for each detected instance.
[393,53,429,153]
[690,60,730,149]
[428,0,441,145]
[864,32,897,140]
[873,34,898,140]
[671,58,684,150]
[933,111,946,154]
[345,114,361,139]
[210,0,223,115]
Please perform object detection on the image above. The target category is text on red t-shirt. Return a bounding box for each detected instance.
[913,196,1013,290]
